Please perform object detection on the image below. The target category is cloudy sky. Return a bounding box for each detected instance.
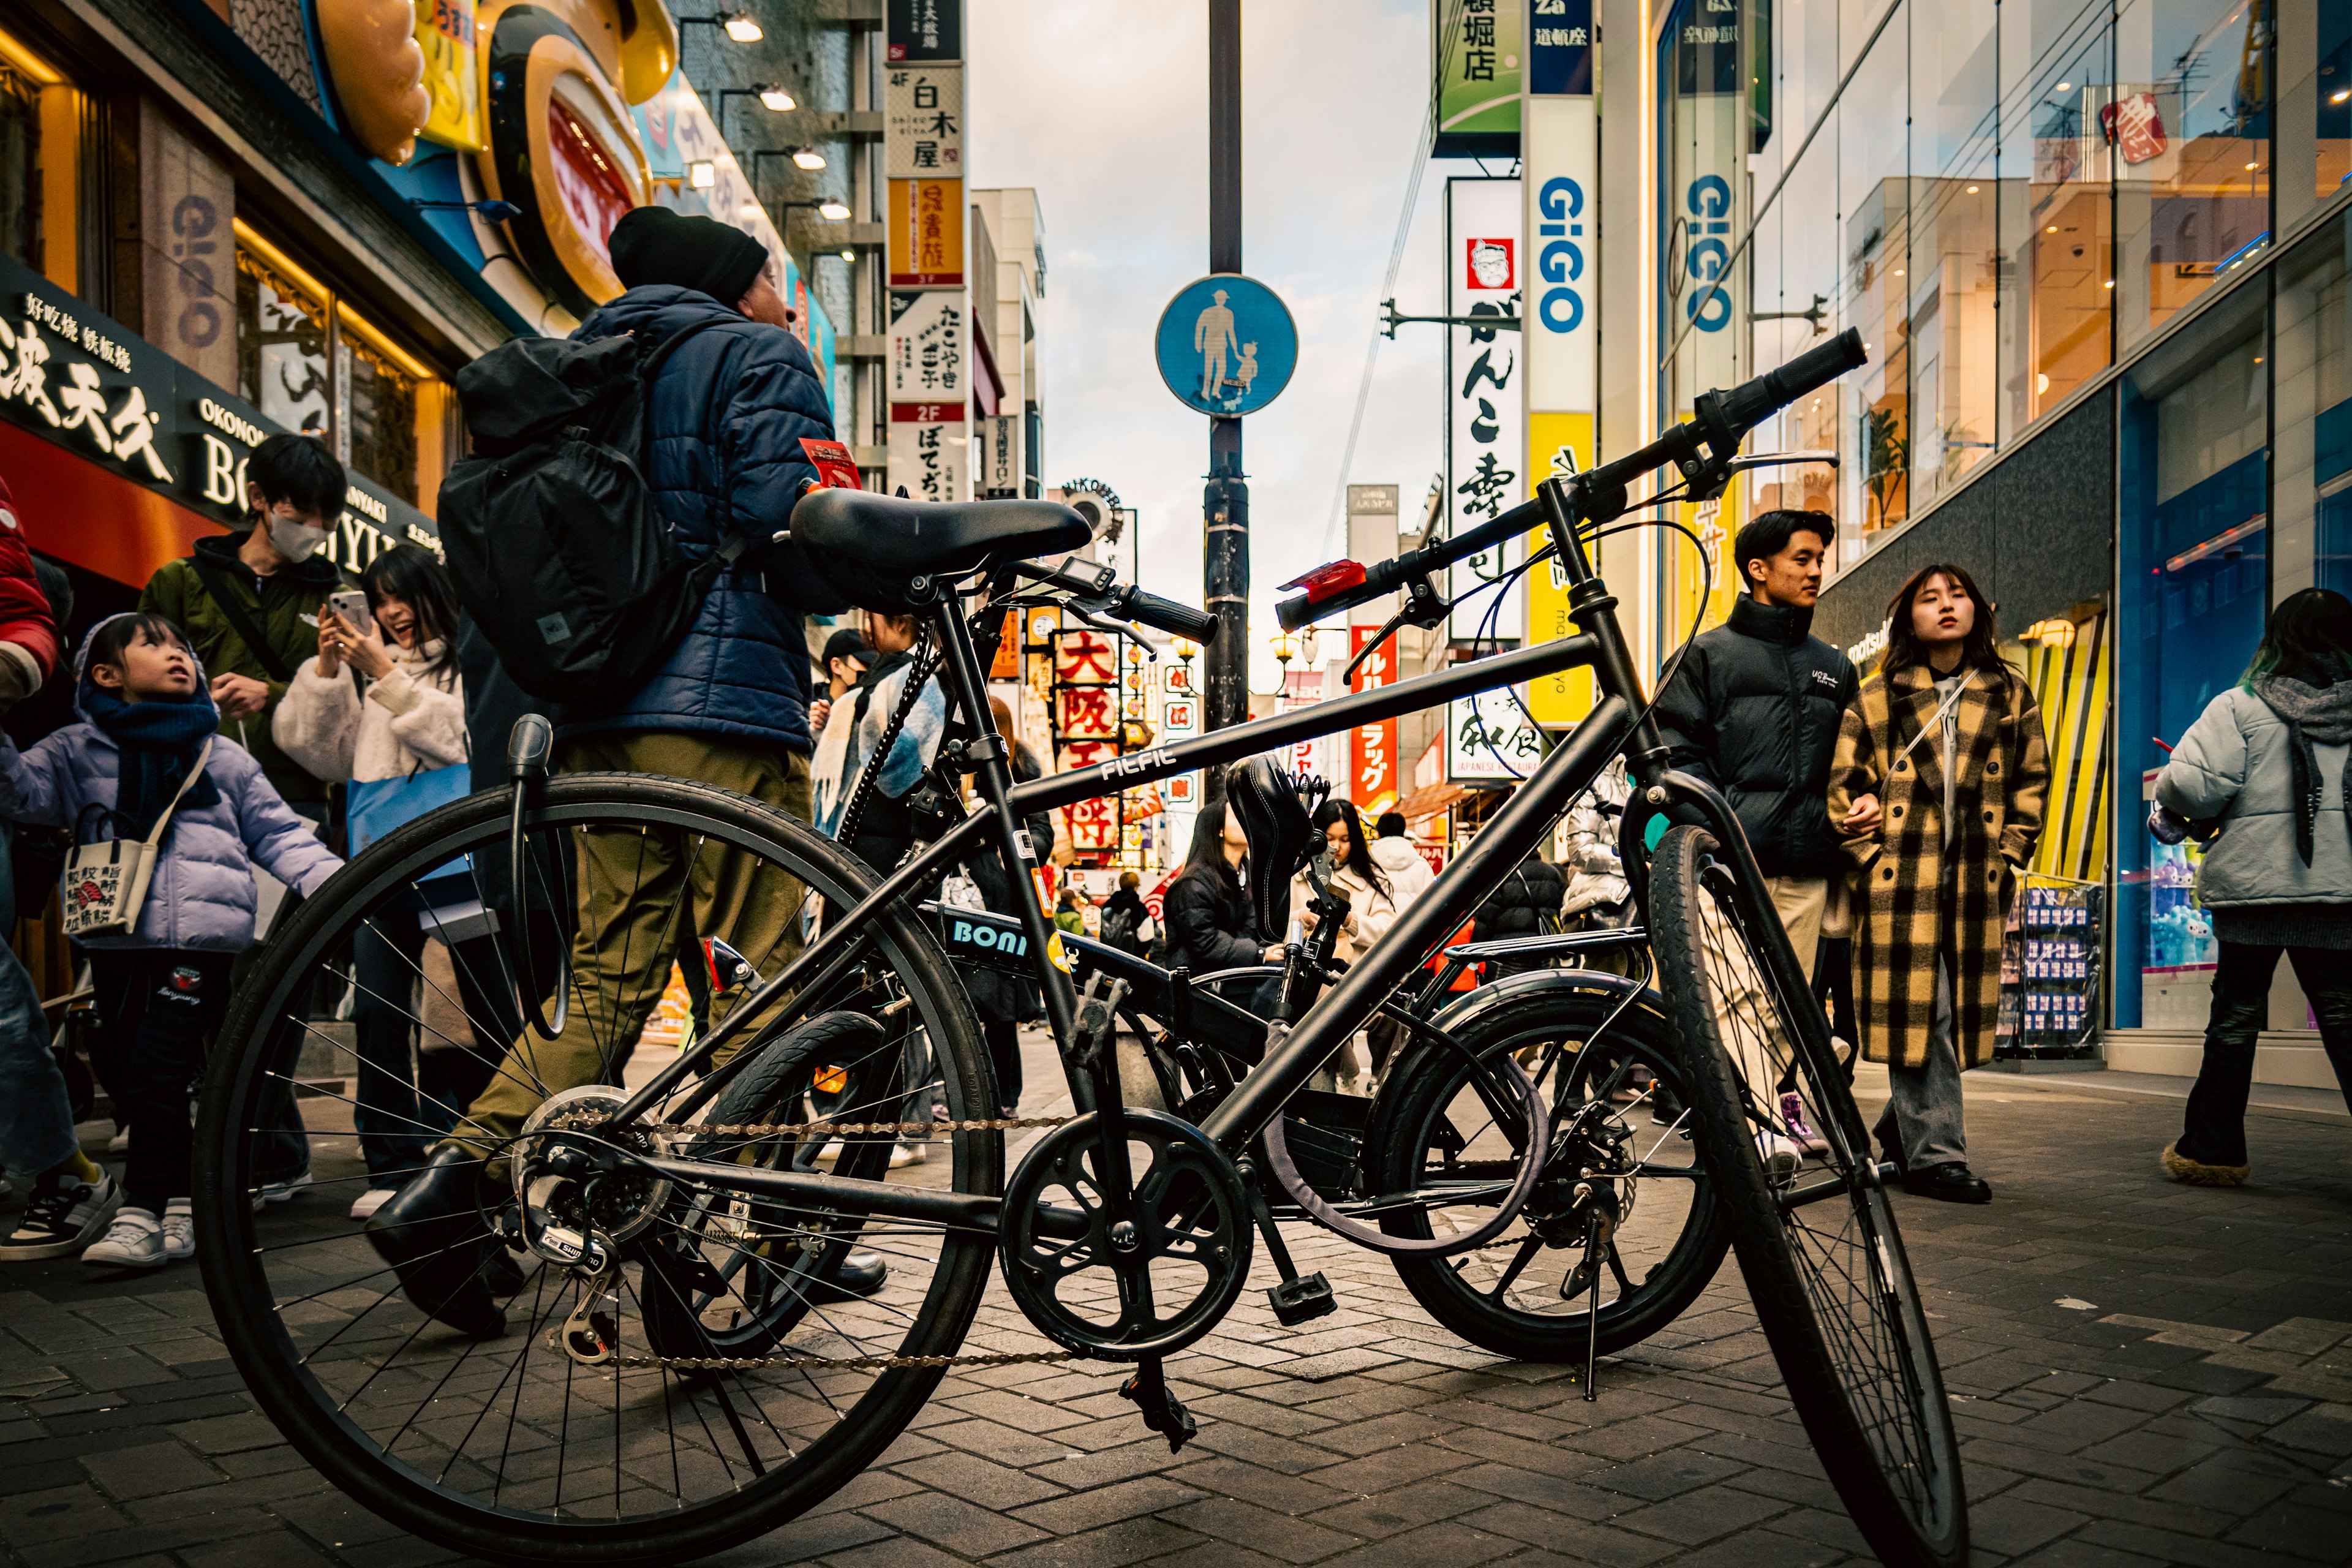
[967,0,1459,692]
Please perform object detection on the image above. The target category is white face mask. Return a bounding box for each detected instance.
[268,517,328,564]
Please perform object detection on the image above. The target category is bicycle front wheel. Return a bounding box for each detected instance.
[1646,824,1966,1568]
[1373,981,1732,1361]
[193,775,1000,1566]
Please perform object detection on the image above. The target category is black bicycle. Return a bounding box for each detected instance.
[938,895,1731,1365]
[194,326,1964,1567]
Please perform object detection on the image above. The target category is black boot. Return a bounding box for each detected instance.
[809,1248,888,1302]
[366,1145,507,1338]
[1904,1162,1991,1204]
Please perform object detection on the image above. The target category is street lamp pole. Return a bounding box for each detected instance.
[1202,0,1246,744]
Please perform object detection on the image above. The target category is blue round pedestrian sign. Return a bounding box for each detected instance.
[1155,274,1297,417]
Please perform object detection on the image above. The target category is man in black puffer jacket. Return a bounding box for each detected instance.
[1655,509,1856,984]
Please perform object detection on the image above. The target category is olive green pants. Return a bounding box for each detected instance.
[456,731,812,1154]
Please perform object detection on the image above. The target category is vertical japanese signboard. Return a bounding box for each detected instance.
[1433,0,1523,159]
[1522,1,1597,725]
[887,290,967,502]
[886,1,967,500]
[1446,177,1523,643]
[1053,627,1123,862]
[885,65,963,178]
[1349,625,1400,815]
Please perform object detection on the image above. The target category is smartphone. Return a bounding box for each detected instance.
[328,589,373,638]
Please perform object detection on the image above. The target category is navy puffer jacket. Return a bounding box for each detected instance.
[560,286,849,752]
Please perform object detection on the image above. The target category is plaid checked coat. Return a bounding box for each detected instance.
[1826,658,2049,1070]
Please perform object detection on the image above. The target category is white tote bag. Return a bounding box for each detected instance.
[60,740,214,940]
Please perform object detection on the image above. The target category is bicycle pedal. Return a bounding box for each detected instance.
[1267,1271,1337,1327]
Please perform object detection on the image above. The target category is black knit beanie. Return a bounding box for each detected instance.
[607,206,770,304]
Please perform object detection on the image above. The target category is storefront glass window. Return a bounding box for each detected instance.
[1997,0,2113,439]
[236,248,331,442]
[2114,0,2273,354]
[2272,211,2350,603]
[1909,0,1998,515]
[0,64,37,270]
[1845,17,1911,540]
[342,325,420,506]
[2114,285,2269,1028]
[2302,1,2349,217]
[235,231,439,507]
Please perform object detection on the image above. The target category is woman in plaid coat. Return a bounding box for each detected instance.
[1827,564,2048,1204]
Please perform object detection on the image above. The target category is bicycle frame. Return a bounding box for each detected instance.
[620,473,1831,1232]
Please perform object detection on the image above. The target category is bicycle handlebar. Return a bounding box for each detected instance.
[1014,559,1222,644]
[1275,328,1867,631]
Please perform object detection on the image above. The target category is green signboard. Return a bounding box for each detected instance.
[1433,0,1522,159]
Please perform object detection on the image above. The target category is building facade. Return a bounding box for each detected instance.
[1600,0,2348,1080]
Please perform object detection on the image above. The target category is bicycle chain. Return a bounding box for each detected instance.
[639,1116,1074,1137]
[595,1348,1085,1373]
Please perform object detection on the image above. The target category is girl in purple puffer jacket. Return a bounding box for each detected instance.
[0,614,341,1269]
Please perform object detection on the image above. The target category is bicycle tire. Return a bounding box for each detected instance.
[194,775,1000,1566]
[1646,825,1966,1568]
[1374,981,1732,1360]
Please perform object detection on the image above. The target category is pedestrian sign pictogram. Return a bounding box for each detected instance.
[1154,274,1296,417]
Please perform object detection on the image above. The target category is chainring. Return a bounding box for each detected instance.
[998,1109,1254,1361]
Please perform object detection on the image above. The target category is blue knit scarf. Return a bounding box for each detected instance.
[85,688,222,840]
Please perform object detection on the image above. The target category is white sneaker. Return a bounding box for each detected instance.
[889,1143,927,1168]
[251,1170,314,1213]
[2,1173,123,1260]
[106,1128,130,1155]
[83,1207,167,1269]
[349,1188,400,1221]
[1758,1132,1802,1180]
[162,1197,194,1261]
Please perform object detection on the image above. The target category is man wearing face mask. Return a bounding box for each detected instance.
[140,434,350,818]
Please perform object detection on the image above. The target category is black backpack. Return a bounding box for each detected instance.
[436,323,741,703]
[1101,902,1143,956]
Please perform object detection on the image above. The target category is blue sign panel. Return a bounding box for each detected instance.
[1155,274,1297,417]
[1528,0,1594,95]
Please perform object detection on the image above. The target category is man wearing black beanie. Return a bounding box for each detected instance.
[374,203,888,1335]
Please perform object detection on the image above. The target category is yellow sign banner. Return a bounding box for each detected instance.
[1525,410,1596,726]
[414,0,484,153]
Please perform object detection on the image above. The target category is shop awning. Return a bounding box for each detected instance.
[1394,782,1469,823]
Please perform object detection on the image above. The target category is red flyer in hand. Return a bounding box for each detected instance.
[799,439,862,491]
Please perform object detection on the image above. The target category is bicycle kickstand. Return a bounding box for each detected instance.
[1118,1355,1197,1454]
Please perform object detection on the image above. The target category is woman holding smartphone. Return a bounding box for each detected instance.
[275,545,492,1222]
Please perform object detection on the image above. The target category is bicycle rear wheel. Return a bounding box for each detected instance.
[1646,825,1966,1568]
[194,775,1000,1566]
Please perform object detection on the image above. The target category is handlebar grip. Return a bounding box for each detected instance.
[1718,327,1867,433]
[1121,587,1219,644]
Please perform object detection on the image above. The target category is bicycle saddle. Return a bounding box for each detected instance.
[1225,757,1328,943]
[793,489,1093,612]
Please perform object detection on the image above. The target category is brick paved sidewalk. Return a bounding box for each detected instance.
[2,1068,2348,1568]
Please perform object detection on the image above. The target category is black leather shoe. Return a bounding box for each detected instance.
[365,1145,507,1338]
[1904,1162,1991,1204]
[809,1249,889,1302]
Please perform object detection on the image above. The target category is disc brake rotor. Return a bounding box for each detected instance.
[998,1109,1253,1361]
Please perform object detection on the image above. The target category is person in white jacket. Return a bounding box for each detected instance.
[273,545,489,1221]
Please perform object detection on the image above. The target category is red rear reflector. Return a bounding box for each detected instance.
[1280,560,1368,602]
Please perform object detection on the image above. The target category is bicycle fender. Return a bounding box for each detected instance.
[1420,966,1667,1042]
